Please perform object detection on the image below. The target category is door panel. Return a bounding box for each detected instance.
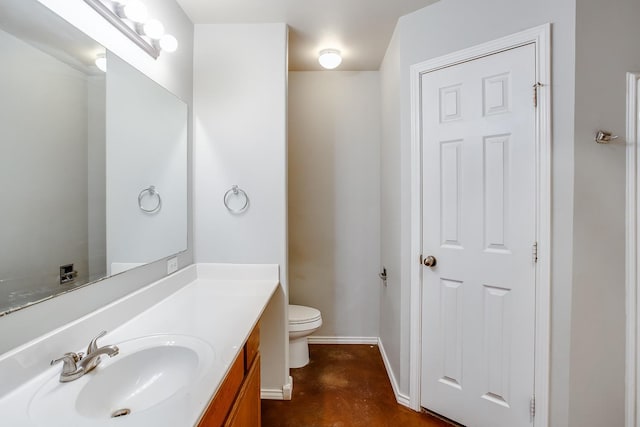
[420,44,536,427]
[440,140,463,247]
[440,278,463,389]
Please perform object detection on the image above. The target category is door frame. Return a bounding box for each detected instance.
[626,71,640,427]
[409,24,551,426]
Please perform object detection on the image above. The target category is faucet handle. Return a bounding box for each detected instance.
[50,352,80,373]
[87,330,107,354]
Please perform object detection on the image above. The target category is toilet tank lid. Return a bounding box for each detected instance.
[289,305,321,323]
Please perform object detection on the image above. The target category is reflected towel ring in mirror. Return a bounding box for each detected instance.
[138,185,162,214]
[224,185,249,214]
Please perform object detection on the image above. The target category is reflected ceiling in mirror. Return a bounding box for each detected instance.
[0,0,187,316]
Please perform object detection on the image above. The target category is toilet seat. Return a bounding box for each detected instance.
[289,305,322,332]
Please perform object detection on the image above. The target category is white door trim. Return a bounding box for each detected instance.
[409,24,551,426]
[626,71,640,427]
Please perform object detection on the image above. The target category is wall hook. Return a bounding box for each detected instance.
[379,267,387,286]
[595,130,619,144]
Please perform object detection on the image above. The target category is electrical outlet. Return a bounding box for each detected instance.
[59,264,77,285]
[167,257,178,274]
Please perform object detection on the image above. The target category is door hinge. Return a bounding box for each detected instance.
[530,395,536,422]
[533,82,543,108]
[532,242,538,264]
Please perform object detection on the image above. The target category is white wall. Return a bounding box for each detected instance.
[0,28,89,304]
[193,23,288,280]
[288,71,381,339]
[193,22,288,394]
[569,0,640,425]
[379,27,406,392]
[379,0,577,425]
[0,0,194,354]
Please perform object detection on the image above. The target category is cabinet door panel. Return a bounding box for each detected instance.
[198,351,245,427]
[225,354,261,427]
[245,324,260,372]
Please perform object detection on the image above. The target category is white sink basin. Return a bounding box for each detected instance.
[28,334,216,424]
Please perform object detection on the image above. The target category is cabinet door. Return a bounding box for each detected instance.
[245,324,260,372]
[198,352,245,427]
[225,354,261,427]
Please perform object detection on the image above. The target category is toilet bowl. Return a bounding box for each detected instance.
[288,304,322,368]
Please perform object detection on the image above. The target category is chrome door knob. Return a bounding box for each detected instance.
[423,255,437,267]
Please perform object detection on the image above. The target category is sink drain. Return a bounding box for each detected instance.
[111,408,131,418]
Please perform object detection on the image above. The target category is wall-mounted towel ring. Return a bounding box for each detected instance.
[138,185,162,214]
[224,185,249,214]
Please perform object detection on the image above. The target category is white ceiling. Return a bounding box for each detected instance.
[176,0,438,71]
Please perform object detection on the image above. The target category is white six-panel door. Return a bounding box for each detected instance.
[420,44,537,427]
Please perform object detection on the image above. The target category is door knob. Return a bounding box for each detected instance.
[423,255,437,267]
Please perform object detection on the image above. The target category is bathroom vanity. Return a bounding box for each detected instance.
[0,264,283,426]
[0,2,289,423]
[198,324,261,426]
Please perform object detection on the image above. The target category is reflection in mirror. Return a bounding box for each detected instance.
[106,53,187,275]
[0,0,107,313]
[0,0,187,315]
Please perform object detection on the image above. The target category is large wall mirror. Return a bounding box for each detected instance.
[0,0,187,315]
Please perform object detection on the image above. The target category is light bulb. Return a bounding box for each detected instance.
[123,1,148,23]
[318,49,342,69]
[95,54,107,72]
[159,34,178,52]
[143,19,165,39]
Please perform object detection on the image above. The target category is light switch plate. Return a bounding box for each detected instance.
[167,257,178,274]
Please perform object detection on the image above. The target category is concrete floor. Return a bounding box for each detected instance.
[261,344,453,427]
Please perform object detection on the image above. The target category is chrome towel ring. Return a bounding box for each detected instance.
[224,185,249,214]
[138,185,162,214]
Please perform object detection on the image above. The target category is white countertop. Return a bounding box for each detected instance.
[0,264,280,426]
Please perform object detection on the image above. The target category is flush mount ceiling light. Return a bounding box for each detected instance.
[83,0,178,59]
[318,49,342,70]
[95,53,107,72]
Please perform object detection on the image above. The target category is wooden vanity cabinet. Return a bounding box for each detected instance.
[198,324,261,427]
[224,353,261,426]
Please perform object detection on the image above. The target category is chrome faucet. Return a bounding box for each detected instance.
[50,331,119,382]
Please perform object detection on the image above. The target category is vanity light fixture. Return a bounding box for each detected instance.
[83,0,178,59]
[142,19,165,40]
[95,53,107,72]
[118,0,148,23]
[159,34,178,53]
[318,49,342,70]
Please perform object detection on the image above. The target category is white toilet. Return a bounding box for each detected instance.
[288,304,322,368]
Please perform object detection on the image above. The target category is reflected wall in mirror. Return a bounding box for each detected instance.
[106,52,187,275]
[0,0,187,315]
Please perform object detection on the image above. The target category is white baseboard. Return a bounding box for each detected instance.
[378,337,412,409]
[397,391,411,408]
[261,388,285,400]
[283,376,293,400]
[261,376,293,401]
[307,336,379,345]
